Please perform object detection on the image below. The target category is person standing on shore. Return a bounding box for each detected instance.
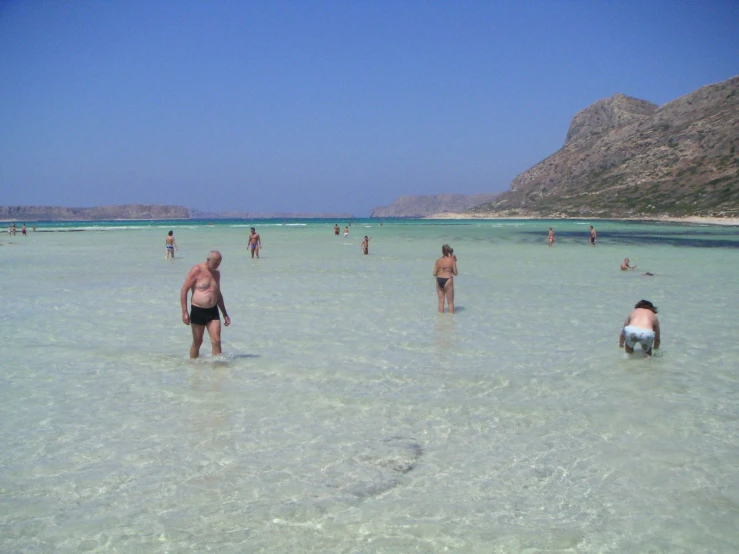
[433,244,458,314]
[181,251,230,359]
[619,300,660,356]
[165,230,178,259]
[248,227,262,258]
[589,225,597,246]
[548,227,555,247]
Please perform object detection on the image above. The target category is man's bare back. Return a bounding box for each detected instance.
[625,308,658,330]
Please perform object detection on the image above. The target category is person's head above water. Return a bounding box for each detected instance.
[634,299,657,313]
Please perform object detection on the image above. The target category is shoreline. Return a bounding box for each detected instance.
[423,212,739,227]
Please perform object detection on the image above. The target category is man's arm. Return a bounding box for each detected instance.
[214,271,230,326]
[180,268,197,324]
[653,318,660,349]
[217,292,230,326]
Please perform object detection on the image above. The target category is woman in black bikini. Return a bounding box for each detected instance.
[433,244,458,313]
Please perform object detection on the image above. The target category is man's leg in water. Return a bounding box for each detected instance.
[205,319,223,356]
[190,324,206,358]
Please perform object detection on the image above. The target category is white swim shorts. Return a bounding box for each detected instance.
[623,325,655,351]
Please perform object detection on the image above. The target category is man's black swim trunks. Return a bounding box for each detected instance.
[190,305,220,325]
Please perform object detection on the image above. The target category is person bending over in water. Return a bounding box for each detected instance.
[181,251,231,358]
[433,244,458,313]
[619,299,660,356]
[620,257,637,270]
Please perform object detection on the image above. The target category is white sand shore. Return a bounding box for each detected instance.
[423,212,739,226]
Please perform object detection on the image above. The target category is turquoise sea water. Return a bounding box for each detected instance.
[1,218,739,553]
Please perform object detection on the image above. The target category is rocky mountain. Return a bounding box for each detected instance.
[0,204,189,221]
[472,75,739,218]
[370,193,500,218]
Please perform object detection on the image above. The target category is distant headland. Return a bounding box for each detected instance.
[0,205,353,222]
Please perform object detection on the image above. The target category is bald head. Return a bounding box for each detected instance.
[206,250,222,268]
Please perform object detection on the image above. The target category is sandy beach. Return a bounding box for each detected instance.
[424,212,739,226]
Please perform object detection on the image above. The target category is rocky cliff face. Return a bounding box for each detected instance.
[0,204,190,221]
[474,75,739,218]
[371,193,500,218]
[564,93,658,145]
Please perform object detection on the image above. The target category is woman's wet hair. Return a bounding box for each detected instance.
[442,244,452,256]
[634,299,657,313]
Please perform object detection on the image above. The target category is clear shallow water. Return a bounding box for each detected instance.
[1,219,739,553]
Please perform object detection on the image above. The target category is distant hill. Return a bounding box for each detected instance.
[370,193,500,218]
[0,205,354,221]
[189,209,353,220]
[472,75,739,218]
[0,204,189,221]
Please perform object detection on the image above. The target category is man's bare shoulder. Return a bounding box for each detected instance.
[186,263,208,278]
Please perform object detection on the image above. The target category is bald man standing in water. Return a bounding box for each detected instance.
[181,250,231,358]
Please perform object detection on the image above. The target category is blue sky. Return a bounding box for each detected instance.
[1,1,738,216]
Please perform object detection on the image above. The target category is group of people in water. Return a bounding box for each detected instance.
[547,225,597,247]
[5,222,29,236]
[177,223,660,359]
